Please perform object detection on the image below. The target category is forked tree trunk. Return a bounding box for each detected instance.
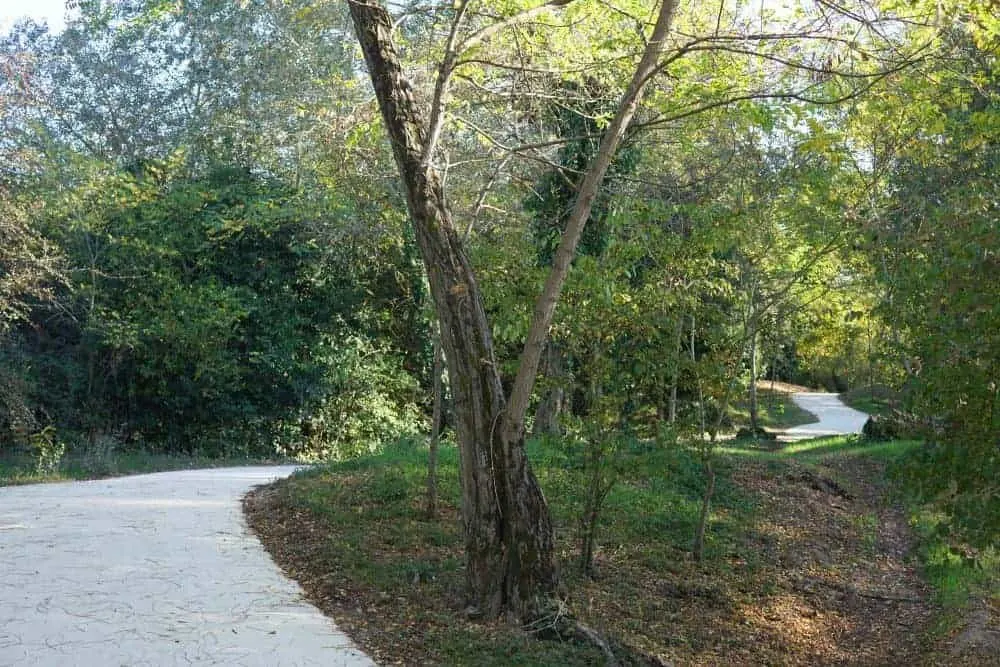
[348,0,678,620]
[348,1,555,619]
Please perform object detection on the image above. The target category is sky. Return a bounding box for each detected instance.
[1,0,72,34]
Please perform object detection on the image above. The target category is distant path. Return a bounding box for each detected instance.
[0,467,374,666]
[782,392,869,441]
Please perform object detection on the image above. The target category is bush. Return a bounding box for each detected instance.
[280,337,427,461]
[735,426,776,442]
[30,426,65,475]
[862,414,899,442]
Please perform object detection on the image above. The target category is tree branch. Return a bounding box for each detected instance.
[421,0,471,170]
[459,0,577,54]
[503,0,680,437]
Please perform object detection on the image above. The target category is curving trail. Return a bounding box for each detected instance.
[782,392,869,441]
[0,467,373,667]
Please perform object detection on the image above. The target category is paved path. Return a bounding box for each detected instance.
[782,392,869,441]
[0,467,374,666]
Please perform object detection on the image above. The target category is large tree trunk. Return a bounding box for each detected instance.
[348,0,678,620]
[348,1,556,620]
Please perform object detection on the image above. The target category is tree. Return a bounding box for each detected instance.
[346,0,935,620]
[0,35,61,333]
[2,1,432,458]
[347,0,679,620]
[848,13,1000,542]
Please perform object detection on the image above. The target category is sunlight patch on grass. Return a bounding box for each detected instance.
[719,436,923,465]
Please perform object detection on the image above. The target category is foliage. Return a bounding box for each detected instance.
[2,0,429,462]
[525,79,640,266]
[29,425,64,475]
[2,160,426,458]
[862,414,902,442]
[851,21,1000,546]
[840,384,900,418]
[26,166,333,452]
[0,184,60,333]
[881,440,1000,610]
[284,336,427,461]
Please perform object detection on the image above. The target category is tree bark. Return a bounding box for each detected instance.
[347,0,679,620]
[348,0,556,620]
[749,327,759,432]
[531,344,565,439]
[668,317,683,424]
[692,456,715,562]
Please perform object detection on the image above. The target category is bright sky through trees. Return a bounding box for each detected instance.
[1,0,71,34]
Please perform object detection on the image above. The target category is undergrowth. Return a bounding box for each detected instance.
[260,436,753,665]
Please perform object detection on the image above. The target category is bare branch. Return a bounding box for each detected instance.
[421,0,471,170]
[464,153,511,241]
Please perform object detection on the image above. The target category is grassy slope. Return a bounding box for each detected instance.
[840,385,999,621]
[839,384,900,417]
[729,388,819,431]
[246,434,999,665]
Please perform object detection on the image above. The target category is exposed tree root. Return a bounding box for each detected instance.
[524,599,672,666]
[789,470,854,499]
[794,576,923,603]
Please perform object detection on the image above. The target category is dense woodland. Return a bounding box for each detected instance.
[1,0,997,627]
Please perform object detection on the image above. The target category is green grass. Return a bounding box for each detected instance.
[908,510,1000,610]
[719,434,919,465]
[840,384,900,417]
[0,450,291,486]
[884,449,1000,612]
[292,435,753,575]
[722,434,1000,613]
[264,436,757,664]
[254,430,996,662]
[729,389,818,430]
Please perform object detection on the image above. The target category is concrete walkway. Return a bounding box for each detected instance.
[782,392,869,441]
[0,467,374,666]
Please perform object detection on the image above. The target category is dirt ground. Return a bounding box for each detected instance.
[245,451,998,666]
